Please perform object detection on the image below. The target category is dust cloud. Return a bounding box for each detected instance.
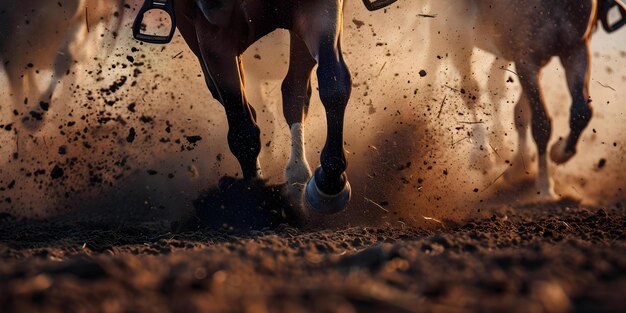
[0,1,624,228]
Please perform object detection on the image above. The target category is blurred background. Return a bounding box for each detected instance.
[0,0,624,227]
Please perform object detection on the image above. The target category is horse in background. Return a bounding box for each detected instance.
[0,0,125,157]
[419,0,625,198]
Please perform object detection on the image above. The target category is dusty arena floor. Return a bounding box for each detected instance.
[1,199,625,313]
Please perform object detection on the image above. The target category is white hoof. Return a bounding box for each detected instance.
[550,138,575,165]
[305,174,351,214]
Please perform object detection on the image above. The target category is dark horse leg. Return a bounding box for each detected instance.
[296,4,352,213]
[517,62,555,198]
[550,42,593,164]
[282,32,317,199]
[187,19,262,179]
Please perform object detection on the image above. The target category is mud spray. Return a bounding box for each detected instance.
[0,1,624,228]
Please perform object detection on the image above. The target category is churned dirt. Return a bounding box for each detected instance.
[1,196,625,313]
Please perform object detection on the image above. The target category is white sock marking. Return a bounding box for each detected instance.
[285,123,312,186]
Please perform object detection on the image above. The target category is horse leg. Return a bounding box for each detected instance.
[196,37,262,179]
[486,58,509,150]
[176,9,260,178]
[450,48,494,171]
[517,63,555,199]
[282,32,316,199]
[298,10,352,214]
[550,42,593,164]
[23,44,74,131]
[504,91,533,181]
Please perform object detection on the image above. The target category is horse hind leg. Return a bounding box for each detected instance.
[550,43,593,164]
[517,63,556,199]
[282,32,316,198]
[196,36,262,179]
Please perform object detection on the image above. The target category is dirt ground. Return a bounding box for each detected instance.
[1,196,625,313]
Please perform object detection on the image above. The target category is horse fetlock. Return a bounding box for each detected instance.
[319,151,347,188]
[228,127,262,179]
[227,124,261,155]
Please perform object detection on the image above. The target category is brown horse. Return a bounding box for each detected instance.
[423,0,624,198]
[134,0,397,213]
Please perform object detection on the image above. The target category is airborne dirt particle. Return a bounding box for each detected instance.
[352,18,365,29]
[185,135,202,144]
[50,165,64,179]
[127,128,136,143]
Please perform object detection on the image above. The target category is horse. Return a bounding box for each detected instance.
[420,0,625,198]
[133,0,398,214]
[0,0,125,156]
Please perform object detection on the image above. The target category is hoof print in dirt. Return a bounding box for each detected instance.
[191,176,303,232]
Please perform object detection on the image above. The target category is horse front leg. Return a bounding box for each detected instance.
[282,32,317,201]
[298,13,352,214]
[196,35,262,179]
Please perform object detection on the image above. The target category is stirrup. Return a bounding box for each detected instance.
[133,0,177,44]
[600,0,626,33]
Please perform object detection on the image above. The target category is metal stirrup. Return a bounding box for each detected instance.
[362,0,399,11]
[133,0,177,44]
[601,0,626,33]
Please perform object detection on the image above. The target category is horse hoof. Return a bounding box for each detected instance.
[550,139,575,165]
[304,174,351,214]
